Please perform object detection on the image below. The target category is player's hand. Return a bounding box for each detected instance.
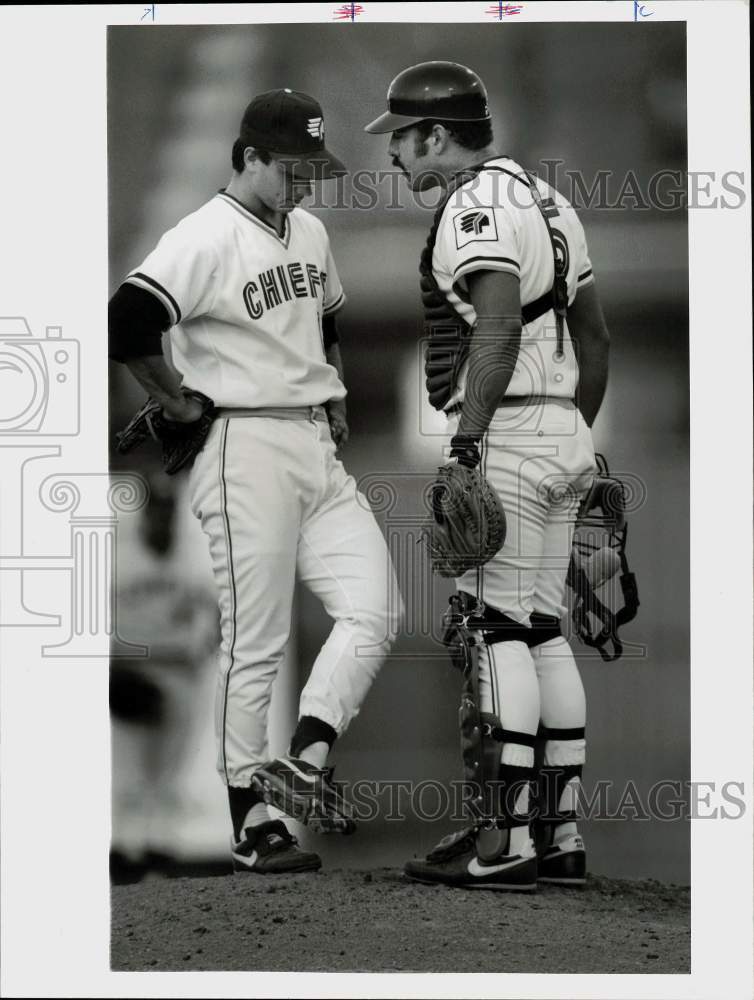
[327,402,349,451]
[162,394,206,424]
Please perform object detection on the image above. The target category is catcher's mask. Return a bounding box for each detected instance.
[566,454,640,661]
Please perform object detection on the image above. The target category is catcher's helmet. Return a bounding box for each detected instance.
[364,61,490,134]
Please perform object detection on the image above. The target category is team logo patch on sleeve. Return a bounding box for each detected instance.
[453,208,498,249]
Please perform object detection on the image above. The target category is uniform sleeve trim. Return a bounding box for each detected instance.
[323,290,346,316]
[452,258,521,302]
[126,272,182,325]
[452,257,521,298]
[453,255,520,277]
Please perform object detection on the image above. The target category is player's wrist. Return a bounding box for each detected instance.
[162,393,204,424]
[449,433,481,469]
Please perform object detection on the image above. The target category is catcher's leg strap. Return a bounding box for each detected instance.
[456,590,530,646]
[537,724,585,829]
[539,724,585,741]
[483,722,537,749]
[458,592,562,648]
[528,612,562,647]
[479,714,536,831]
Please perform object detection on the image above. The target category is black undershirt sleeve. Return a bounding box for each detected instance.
[108,282,172,362]
[322,313,339,350]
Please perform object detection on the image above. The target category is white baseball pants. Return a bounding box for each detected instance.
[455,401,596,624]
[452,401,596,743]
[189,411,402,787]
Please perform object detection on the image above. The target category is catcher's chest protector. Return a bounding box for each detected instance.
[419,159,570,411]
[419,168,480,412]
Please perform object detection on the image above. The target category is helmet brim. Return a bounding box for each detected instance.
[363,110,428,134]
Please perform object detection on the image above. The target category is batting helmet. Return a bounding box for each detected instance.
[364,61,490,134]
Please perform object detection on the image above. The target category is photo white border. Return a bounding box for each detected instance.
[0,2,751,998]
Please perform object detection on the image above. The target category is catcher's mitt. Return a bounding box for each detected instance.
[423,463,507,577]
[115,390,216,475]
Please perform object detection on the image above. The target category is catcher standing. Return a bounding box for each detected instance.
[366,62,610,889]
[109,89,402,874]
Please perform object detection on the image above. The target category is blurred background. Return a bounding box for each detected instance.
[108,23,688,883]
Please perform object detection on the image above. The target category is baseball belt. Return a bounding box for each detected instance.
[445,396,575,418]
[217,405,329,422]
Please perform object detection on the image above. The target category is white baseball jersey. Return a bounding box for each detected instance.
[432,157,595,406]
[120,187,401,791]
[126,191,346,408]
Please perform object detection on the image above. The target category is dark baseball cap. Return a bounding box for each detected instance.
[239,89,346,179]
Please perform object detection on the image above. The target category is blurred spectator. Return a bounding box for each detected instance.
[110,470,218,883]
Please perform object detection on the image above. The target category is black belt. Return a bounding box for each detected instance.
[446,396,575,417]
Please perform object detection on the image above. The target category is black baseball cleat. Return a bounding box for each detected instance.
[231,819,322,874]
[404,826,538,892]
[537,832,587,886]
[252,756,356,834]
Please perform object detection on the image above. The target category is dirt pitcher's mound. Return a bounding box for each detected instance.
[111,868,689,973]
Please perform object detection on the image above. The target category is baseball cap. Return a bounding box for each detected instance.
[239,89,347,179]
